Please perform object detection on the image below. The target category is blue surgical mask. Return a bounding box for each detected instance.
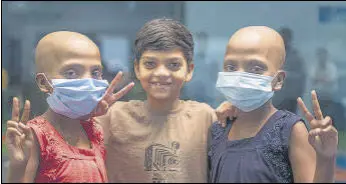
[216,71,275,112]
[43,75,109,119]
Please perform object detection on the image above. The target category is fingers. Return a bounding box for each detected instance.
[309,116,333,131]
[11,97,20,122]
[215,101,236,127]
[216,109,228,128]
[92,100,109,117]
[309,128,323,137]
[18,123,34,143]
[18,123,32,137]
[104,71,123,96]
[20,100,31,124]
[311,90,323,120]
[309,124,337,138]
[108,82,135,104]
[7,128,22,137]
[320,116,332,128]
[7,120,23,137]
[297,97,314,123]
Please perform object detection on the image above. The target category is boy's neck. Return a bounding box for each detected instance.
[236,100,277,124]
[42,108,81,128]
[146,96,181,115]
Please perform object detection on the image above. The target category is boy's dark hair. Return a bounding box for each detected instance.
[134,18,194,63]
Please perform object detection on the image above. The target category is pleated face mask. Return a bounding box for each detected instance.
[216,71,275,112]
[45,76,109,119]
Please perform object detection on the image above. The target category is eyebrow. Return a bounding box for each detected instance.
[60,63,82,70]
[247,59,267,68]
[141,56,158,61]
[91,65,103,70]
[166,58,183,62]
[224,59,238,65]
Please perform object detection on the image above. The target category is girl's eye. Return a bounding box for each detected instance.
[92,70,103,79]
[249,66,264,74]
[225,65,237,72]
[64,69,78,79]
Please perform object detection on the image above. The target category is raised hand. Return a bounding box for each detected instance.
[297,90,338,158]
[215,101,238,127]
[91,71,135,117]
[6,97,34,165]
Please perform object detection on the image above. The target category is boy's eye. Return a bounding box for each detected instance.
[167,62,181,70]
[64,69,78,79]
[144,61,156,69]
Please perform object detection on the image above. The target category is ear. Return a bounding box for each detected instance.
[134,60,140,80]
[185,63,195,82]
[35,73,53,93]
[272,71,286,91]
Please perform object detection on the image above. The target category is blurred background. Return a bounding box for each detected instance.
[1,1,346,182]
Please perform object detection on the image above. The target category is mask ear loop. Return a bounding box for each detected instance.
[37,73,54,95]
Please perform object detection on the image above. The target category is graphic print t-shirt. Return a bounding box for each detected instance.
[95,100,216,183]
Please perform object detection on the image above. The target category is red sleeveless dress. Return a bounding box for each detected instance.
[27,116,108,183]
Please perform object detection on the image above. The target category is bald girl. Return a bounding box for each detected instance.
[6,31,134,183]
[35,31,100,75]
[211,26,337,183]
[225,26,286,71]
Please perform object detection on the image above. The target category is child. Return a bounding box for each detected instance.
[5,31,133,183]
[94,18,218,183]
[210,26,338,183]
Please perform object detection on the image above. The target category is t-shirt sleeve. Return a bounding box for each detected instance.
[202,103,218,125]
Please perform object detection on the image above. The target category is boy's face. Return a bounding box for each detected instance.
[135,49,194,100]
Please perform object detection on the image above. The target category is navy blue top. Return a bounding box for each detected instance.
[208,110,304,183]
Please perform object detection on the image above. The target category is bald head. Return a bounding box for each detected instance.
[226,26,286,70]
[35,31,100,74]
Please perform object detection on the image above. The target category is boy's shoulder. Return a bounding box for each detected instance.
[108,100,145,114]
[182,100,218,125]
[183,100,216,114]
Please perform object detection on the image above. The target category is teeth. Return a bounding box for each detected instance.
[151,83,171,86]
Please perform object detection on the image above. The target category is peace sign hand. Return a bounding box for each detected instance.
[91,71,135,117]
[6,97,34,166]
[297,90,338,158]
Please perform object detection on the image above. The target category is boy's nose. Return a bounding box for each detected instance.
[153,65,170,77]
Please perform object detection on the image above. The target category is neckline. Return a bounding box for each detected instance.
[143,100,185,116]
[225,110,284,144]
[38,116,95,153]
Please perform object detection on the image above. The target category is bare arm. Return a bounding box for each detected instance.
[294,91,338,183]
[23,135,40,183]
[8,135,40,183]
[289,122,335,183]
[6,98,40,183]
